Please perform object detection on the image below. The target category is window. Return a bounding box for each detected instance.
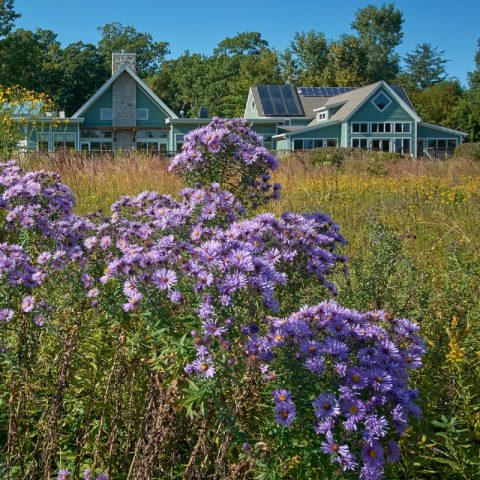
[136,130,167,139]
[326,139,337,147]
[371,123,391,133]
[262,135,273,149]
[371,92,392,112]
[53,133,76,152]
[448,139,457,149]
[136,108,149,120]
[293,139,325,150]
[89,142,112,152]
[394,123,411,133]
[100,108,112,120]
[317,111,327,122]
[352,138,368,149]
[394,138,410,154]
[293,139,303,150]
[81,130,112,138]
[352,123,368,133]
[175,134,184,152]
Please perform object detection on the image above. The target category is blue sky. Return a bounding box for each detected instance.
[14,0,480,85]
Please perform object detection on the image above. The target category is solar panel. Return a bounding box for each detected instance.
[390,85,414,110]
[298,86,357,97]
[257,85,304,116]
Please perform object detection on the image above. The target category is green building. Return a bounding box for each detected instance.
[24,52,466,158]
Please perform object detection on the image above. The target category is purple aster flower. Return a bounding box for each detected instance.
[369,368,393,393]
[313,393,340,418]
[304,357,325,375]
[87,288,99,298]
[21,296,35,313]
[58,470,70,480]
[363,415,389,440]
[83,469,91,480]
[122,291,142,312]
[33,315,44,327]
[387,440,401,463]
[321,431,349,456]
[274,402,296,426]
[361,440,385,468]
[0,308,14,322]
[272,389,292,404]
[95,474,109,480]
[152,268,177,290]
[190,357,215,378]
[167,290,182,303]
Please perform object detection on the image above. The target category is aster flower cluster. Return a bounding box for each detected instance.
[242,301,425,479]
[83,185,345,317]
[169,117,281,208]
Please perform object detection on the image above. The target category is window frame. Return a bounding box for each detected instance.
[100,108,113,121]
[371,91,392,112]
[136,108,149,121]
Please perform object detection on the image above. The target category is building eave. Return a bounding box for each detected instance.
[272,120,342,138]
[418,121,468,137]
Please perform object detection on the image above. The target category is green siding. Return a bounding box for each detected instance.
[290,118,311,127]
[289,123,341,140]
[347,87,416,152]
[136,86,169,126]
[83,87,113,126]
[417,124,462,142]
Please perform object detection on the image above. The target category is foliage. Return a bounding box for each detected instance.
[0,85,54,158]
[0,0,19,37]
[454,142,480,162]
[97,22,169,77]
[402,43,448,90]
[408,80,463,129]
[351,3,404,83]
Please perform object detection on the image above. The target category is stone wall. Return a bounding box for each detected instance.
[112,71,136,151]
[112,52,137,75]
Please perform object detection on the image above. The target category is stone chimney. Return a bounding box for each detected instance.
[112,51,137,75]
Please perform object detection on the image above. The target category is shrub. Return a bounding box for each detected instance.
[455,142,480,162]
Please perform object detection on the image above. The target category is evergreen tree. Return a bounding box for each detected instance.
[403,43,448,89]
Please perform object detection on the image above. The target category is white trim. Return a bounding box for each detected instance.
[72,65,178,119]
[136,108,149,120]
[371,91,392,112]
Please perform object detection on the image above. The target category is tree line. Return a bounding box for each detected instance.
[1,1,479,140]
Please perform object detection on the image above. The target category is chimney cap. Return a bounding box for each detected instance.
[111,51,137,75]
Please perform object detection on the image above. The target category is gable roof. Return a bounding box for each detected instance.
[72,65,178,119]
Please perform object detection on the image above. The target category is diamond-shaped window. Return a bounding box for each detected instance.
[371,92,392,112]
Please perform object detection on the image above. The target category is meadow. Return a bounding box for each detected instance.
[2,146,479,479]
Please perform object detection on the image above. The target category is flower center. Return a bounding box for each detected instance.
[281,411,289,419]
[201,363,208,372]
[332,443,339,452]
[350,405,358,414]
[309,345,316,352]
[375,376,383,383]
[369,449,377,458]
[323,402,331,410]
[352,374,361,383]
[279,394,286,401]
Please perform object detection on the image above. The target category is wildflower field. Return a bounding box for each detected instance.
[1,121,480,480]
